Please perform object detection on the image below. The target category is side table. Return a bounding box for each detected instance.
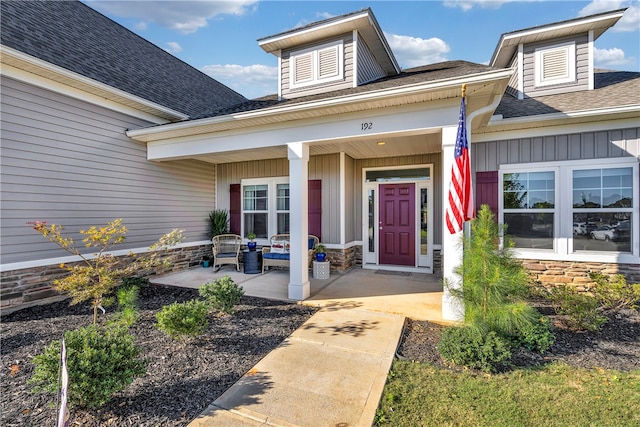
[243,250,261,274]
[313,260,330,279]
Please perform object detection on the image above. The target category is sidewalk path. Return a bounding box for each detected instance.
[189,308,405,427]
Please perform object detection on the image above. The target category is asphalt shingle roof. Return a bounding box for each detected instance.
[495,70,640,119]
[1,0,247,118]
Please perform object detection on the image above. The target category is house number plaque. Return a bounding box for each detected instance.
[361,122,373,131]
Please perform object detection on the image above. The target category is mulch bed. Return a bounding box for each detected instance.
[1,285,317,427]
[399,301,640,372]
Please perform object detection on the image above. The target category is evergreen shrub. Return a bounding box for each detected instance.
[156,300,209,339]
[199,276,244,314]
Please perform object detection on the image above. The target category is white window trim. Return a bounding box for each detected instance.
[290,40,344,89]
[500,158,639,264]
[534,41,576,87]
[241,177,289,244]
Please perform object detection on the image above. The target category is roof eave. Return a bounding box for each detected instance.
[126,68,513,143]
[490,8,627,68]
[0,45,189,122]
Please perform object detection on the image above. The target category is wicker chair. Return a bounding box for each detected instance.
[212,234,242,271]
[262,234,319,274]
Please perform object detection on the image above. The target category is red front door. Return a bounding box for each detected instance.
[379,183,415,266]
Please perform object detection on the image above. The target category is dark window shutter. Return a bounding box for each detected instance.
[229,184,241,235]
[308,180,322,240]
[475,171,499,217]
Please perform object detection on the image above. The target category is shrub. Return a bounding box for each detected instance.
[550,285,607,332]
[438,326,512,373]
[207,209,229,238]
[589,272,640,311]
[512,315,555,353]
[108,284,140,328]
[199,276,244,314]
[121,276,149,289]
[29,325,145,409]
[156,300,209,340]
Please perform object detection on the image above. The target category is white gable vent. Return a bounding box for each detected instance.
[290,40,343,89]
[535,41,575,87]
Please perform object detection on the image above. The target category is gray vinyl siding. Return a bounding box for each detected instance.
[522,35,589,97]
[354,154,443,246]
[216,154,342,244]
[473,127,640,172]
[344,155,356,242]
[505,53,519,98]
[357,36,386,85]
[281,34,354,99]
[0,77,215,264]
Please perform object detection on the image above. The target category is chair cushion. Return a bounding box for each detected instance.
[263,252,290,261]
[217,252,237,258]
[308,238,316,250]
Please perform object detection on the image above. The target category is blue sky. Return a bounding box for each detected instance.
[84,0,640,99]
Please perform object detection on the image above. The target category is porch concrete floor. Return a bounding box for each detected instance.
[150,266,445,323]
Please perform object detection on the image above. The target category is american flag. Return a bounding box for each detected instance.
[445,97,474,234]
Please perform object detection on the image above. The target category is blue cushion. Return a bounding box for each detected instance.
[308,238,316,250]
[263,252,290,261]
[217,252,236,258]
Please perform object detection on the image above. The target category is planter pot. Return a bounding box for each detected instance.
[247,241,257,251]
[315,253,327,262]
[203,260,210,268]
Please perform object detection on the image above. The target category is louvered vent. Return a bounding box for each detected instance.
[542,49,568,80]
[294,53,313,84]
[318,46,338,78]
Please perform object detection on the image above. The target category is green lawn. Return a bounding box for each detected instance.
[375,360,640,427]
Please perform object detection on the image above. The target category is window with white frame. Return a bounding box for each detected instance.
[534,41,576,87]
[290,40,343,89]
[500,160,637,257]
[502,170,556,250]
[242,178,289,240]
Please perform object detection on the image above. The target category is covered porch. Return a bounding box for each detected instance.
[151,267,446,323]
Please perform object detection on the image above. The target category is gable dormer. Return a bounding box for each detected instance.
[490,9,627,99]
[258,8,400,99]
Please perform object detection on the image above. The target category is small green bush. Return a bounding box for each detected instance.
[589,272,640,311]
[109,284,139,328]
[513,315,555,353]
[550,285,607,332]
[29,325,145,409]
[199,276,244,314]
[438,326,512,373]
[121,276,149,289]
[156,300,209,340]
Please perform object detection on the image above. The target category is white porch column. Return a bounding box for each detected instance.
[441,125,464,321]
[287,142,310,300]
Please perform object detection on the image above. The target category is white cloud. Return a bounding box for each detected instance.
[579,1,640,32]
[87,0,258,34]
[201,64,278,99]
[594,46,631,66]
[384,32,450,68]
[294,11,336,29]
[443,0,523,11]
[134,21,147,31]
[165,41,183,54]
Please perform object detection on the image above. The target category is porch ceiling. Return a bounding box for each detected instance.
[193,132,443,164]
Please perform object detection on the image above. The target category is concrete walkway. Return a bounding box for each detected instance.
[188,308,404,427]
[151,266,443,426]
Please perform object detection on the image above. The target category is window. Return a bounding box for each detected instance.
[500,159,637,260]
[572,167,632,253]
[290,40,344,89]
[534,41,576,87]
[502,171,556,249]
[242,178,289,240]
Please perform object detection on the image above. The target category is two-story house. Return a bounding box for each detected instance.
[1,3,638,319]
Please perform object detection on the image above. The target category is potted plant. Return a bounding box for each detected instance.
[247,233,257,251]
[202,256,211,268]
[314,244,327,262]
[207,209,229,239]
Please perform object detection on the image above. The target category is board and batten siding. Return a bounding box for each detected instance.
[522,34,589,97]
[216,154,342,244]
[354,154,443,246]
[472,127,640,172]
[281,34,354,99]
[356,35,386,86]
[0,77,216,265]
